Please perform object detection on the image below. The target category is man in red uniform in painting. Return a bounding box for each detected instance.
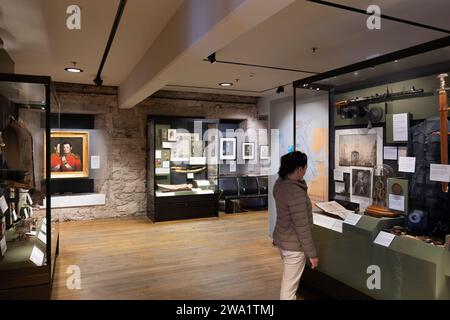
[61,142,82,171]
[50,143,62,172]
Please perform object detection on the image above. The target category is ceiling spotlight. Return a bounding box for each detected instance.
[219,82,232,87]
[316,88,320,91]
[65,61,83,73]
[93,75,103,86]
[276,86,284,94]
[207,52,216,64]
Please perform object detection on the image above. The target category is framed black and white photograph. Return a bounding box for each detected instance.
[260,145,270,160]
[242,142,255,160]
[168,129,177,141]
[220,137,236,160]
[350,167,373,210]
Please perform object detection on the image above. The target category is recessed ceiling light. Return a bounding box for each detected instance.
[219,82,233,87]
[65,67,83,73]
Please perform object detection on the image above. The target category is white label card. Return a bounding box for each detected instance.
[155,150,162,159]
[162,142,174,149]
[374,231,396,247]
[187,173,194,179]
[91,156,101,169]
[0,196,8,214]
[393,113,408,141]
[398,157,416,173]
[430,164,450,183]
[343,213,363,226]
[332,220,343,233]
[333,169,344,181]
[229,161,236,173]
[29,246,45,266]
[384,146,398,160]
[162,161,170,168]
[389,194,405,212]
[0,236,7,256]
[38,232,47,245]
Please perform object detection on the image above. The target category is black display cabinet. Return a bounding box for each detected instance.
[0,73,58,299]
[147,117,220,222]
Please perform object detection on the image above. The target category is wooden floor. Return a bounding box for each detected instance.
[51,211,285,300]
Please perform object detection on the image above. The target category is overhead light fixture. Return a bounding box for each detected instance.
[276,86,284,94]
[207,52,216,64]
[219,82,232,87]
[65,67,83,73]
[65,61,83,73]
[316,88,320,91]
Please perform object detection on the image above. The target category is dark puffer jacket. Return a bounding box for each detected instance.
[272,177,317,258]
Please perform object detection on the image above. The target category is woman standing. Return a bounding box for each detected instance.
[273,151,319,300]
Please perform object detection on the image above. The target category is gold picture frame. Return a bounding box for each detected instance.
[44,131,89,178]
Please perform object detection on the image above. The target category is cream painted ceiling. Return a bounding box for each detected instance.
[0,0,184,85]
[166,0,450,96]
[0,0,449,100]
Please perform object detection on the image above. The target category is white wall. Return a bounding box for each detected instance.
[260,91,329,238]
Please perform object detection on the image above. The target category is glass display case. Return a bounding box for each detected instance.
[147,117,219,222]
[0,73,57,299]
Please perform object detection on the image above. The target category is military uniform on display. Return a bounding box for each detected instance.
[407,117,450,237]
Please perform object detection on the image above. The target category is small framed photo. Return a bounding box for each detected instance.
[242,142,255,160]
[260,145,270,160]
[168,129,177,142]
[220,137,236,160]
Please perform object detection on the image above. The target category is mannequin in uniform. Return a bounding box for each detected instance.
[61,142,82,171]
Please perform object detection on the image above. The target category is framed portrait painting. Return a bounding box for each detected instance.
[44,131,89,178]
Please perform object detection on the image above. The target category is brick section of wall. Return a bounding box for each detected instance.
[42,84,265,221]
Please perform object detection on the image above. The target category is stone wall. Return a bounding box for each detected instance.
[38,83,266,221]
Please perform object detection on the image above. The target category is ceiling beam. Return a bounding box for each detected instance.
[118,0,295,109]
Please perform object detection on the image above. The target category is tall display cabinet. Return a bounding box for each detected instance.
[0,73,58,299]
[147,117,220,222]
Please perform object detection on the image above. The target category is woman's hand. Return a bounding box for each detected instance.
[309,257,319,269]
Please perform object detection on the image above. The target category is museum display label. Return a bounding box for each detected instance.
[343,213,363,226]
[430,164,450,183]
[393,113,409,141]
[29,246,45,266]
[373,231,396,247]
[398,157,416,173]
[0,196,8,214]
[384,146,398,160]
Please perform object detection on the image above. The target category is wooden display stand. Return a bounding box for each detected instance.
[365,204,399,218]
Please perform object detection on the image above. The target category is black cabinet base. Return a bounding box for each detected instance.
[147,194,218,222]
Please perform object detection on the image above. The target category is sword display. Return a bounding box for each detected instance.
[437,73,449,193]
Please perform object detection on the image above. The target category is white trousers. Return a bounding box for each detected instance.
[278,249,306,300]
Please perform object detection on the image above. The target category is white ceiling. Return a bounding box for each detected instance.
[0,0,449,102]
[166,0,450,96]
[0,0,183,85]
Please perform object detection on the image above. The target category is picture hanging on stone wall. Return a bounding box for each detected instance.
[260,145,270,160]
[242,142,255,160]
[44,131,89,179]
[220,137,236,160]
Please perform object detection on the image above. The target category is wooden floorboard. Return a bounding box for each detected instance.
[51,211,285,300]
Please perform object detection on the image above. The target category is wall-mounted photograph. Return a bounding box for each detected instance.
[45,131,89,178]
[260,145,270,160]
[242,142,255,160]
[219,137,236,160]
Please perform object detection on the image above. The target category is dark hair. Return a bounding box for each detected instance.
[62,142,72,147]
[278,151,308,179]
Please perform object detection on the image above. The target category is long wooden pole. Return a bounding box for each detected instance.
[438,73,449,192]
